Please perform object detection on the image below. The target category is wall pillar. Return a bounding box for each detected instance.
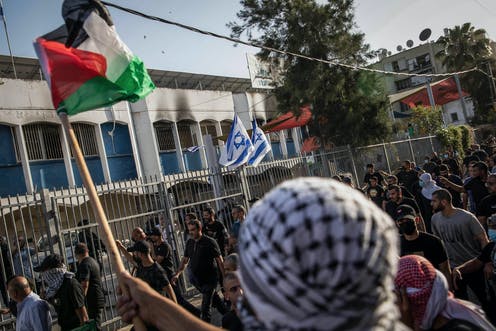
[14,125,34,194]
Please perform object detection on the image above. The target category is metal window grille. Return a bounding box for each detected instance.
[23,123,63,160]
[269,132,280,142]
[72,123,99,156]
[220,120,232,135]
[177,121,195,147]
[154,122,176,151]
[200,121,218,146]
[285,129,294,142]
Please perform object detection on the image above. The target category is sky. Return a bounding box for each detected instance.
[0,0,495,78]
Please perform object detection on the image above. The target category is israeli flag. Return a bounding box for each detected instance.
[186,146,201,153]
[248,118,271,166]
[219,114,254,168]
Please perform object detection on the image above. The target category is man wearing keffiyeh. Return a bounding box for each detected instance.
[395,255,495,331]
[34,253,88,331]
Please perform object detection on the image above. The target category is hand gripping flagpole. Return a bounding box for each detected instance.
[59,113,147,331]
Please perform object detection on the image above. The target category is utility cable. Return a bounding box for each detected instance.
[102,1,480,78]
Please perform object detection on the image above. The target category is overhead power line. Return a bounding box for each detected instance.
[102,1,479,78]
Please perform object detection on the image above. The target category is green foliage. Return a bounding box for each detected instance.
[229,0,392,147]
[459,125,473,151]
[410,105,444,136]
[435,22,495,122]
[435,125,472,156]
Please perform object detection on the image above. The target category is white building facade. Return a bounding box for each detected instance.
[0,56,302,196]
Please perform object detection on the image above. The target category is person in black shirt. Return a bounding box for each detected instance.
[117,240,177,304]
[395,205,451,285]
[222,272,244,331]
[440,161,489,214]
[171,219,226,322]
[77,219,106,271]
[437,164,463,208]
[476,174,496,228]
[443,150,462,177]
[366,176,385,208]
[452,215,496,325]
[395,160,418,195]
[385,185,426,231]
[386,175,414,199]
[75,243,105,330]
[202,207,228,256]
[363,163,384,187]
[34,254,88,331]
[149,228,200,317]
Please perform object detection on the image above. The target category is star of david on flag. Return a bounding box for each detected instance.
[248,118,271,166]
[219,114,254,168]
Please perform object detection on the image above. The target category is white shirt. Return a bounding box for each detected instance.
[16,292,52,331]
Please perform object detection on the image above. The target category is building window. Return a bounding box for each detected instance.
[269,132,280,142]
[177,121,196,148]
[400,102,411,112]
[285,129,293,142]
[220,120,232,136]
[154,121,175,151]
[392,61,399,72]
[72,123,98,156]
[450,113,459,122]
[395,78,411,91]
[200,120,219,146]
[417,54,431,69]
[23,123,63,160]
[407,58,418,72]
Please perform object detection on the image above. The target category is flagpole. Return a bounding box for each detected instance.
[59,113,147,331]
[0,0,17,79]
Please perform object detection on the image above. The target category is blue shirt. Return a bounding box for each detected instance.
[16,292,52,331]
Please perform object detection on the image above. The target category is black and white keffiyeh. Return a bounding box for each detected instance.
[43,265,74,299]
[238,177,404,331]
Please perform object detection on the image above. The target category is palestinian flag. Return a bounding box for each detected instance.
[34,1,155,115]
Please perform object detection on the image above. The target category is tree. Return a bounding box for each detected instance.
[229,0,392,147]
[435,23,496,123]
[410,105,443,136]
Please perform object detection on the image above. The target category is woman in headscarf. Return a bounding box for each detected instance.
[395,255,494,331]
[116,177,409,330]
[415,173,441,232]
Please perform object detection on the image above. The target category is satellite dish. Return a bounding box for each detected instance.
[419,28,432,41]
[396,45,403,52]
[387,51,392,56]
[406,40,414,48]
[381,48,388,56]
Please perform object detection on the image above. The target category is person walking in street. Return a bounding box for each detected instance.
[394,204,451,285]
[395,255,494,331]
[12,236,35,281]
[385,185,425,231]
[171,219,226,322]
[202,207,228,256]
[430,189,491,319]
[7,276,51,331]
[77,219,106,271]
[116,240,177,304]
[75,243,105,330]
[229,205,246,253]
[34,254,88,331]
[148,227,200,317]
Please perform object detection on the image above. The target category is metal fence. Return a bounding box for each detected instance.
[0,135,444,330]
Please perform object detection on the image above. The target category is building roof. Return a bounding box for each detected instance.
[0,55,257,93]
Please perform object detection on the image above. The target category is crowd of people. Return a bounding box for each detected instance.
[2,142,496,331]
